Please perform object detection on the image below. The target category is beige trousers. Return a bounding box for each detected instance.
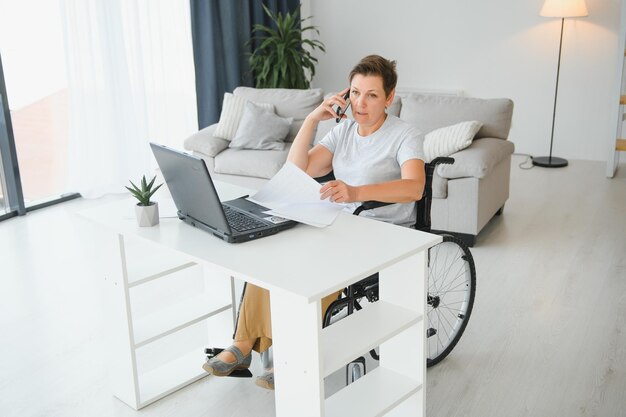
[234,283,343,353]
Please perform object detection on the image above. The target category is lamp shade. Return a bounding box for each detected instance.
[540,0,588,17]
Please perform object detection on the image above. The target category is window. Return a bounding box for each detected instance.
[0,0,79,220]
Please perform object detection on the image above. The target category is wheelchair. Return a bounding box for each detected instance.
[204,157,476,382]
[320,157,477,383]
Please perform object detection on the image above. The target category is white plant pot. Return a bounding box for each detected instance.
[135,202,159,227]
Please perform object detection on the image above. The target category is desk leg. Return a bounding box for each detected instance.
[270,291,324,417]
[379,251,427,417]
[98,232,140,409]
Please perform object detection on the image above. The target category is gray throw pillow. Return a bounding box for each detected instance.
[229,101,292,150]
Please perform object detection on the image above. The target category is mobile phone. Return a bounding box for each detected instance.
[335,91,351,123]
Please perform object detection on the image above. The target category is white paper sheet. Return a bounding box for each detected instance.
[249,162,345,227]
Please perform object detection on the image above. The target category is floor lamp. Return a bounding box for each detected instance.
[533,0,589,168]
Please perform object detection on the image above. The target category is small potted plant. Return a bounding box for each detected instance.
[126,175,163,227]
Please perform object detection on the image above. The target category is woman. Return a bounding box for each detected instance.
[203,55,425,390]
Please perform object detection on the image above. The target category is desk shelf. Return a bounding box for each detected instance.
[97,232,235,410]
[138,348,207,408]
[128,260,197,288]
[133,295,231,348]
[325,367,422,417]
[124,238,198,287]
[321,301,422,378]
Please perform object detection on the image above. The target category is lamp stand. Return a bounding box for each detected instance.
[533,17,568,168]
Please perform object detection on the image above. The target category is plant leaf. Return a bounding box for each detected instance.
[147,175,157,190]
[146,183,163,201]
[249,5,325,89]
[128,180,142,194]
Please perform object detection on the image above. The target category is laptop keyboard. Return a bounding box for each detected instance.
[222,205,267,232]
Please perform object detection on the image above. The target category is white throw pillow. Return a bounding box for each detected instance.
[214,93,274,140]
[423,121,483,163]
[229,101,293,151]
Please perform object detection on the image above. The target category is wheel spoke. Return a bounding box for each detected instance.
[438,306,466,315]
[439,300,466,309]
[436,289,471,294]
[438,245,460,283]
[435,307,454,342]
[431,244,463,295]
[429,247,443,294]
[439,278,471,296]
[436,255,468,288]
[434,308,450,351]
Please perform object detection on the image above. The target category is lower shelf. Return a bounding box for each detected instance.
[138,349,207,408]
[325,367,422,417]
[321,301,422,377]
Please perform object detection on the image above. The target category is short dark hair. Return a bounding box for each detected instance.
[349,55,397,98]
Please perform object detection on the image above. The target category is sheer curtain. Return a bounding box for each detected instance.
[60,0,198,197]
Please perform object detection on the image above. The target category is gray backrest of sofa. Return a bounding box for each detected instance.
[399,94,514,140]
[313,92,408,145]
[233,87,323,142]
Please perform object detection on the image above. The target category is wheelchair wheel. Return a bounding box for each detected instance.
[426,234,476,367]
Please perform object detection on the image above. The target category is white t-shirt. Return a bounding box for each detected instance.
[318,114,425,227]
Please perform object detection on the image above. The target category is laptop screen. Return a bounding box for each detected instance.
[150,143,231,234]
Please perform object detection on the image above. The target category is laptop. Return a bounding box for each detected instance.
[150,143,297,243]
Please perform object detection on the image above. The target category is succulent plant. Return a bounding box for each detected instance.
[126,175,163,206]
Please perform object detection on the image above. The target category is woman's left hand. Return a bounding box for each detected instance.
[320,180,358,203]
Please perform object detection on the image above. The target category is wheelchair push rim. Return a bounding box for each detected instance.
[426,234,476,367]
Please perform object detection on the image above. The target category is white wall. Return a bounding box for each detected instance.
[303,0,622,162]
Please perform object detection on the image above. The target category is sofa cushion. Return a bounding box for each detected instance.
[437,138,515,179]
[233,87,323,142]
[229,102,292,151]
[423,121,483,163]
[400,94,514,139]
[387,94,402,117]
[214,93,275,140]
[214,144,292,179]
[183,124,229,157]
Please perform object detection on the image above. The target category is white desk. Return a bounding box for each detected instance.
[79,182,441,416]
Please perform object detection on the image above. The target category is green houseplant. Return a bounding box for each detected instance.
[126,175,163,227]
[249,5,325,89]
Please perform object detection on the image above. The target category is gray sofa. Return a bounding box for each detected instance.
[184,87,514,246]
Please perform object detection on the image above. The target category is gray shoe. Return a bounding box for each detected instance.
[202,346,252,377]
[255,371,274,390]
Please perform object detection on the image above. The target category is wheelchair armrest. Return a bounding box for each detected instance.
[321,159,454,218]
[423,157,455,198]
[353,201,393,216]
[314,171,335,183]
[429,157,455,167]
[316,172,391,215]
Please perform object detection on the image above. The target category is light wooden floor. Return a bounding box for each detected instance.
[0,156,625,417]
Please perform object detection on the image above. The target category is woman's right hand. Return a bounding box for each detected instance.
[307,87,350,123]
